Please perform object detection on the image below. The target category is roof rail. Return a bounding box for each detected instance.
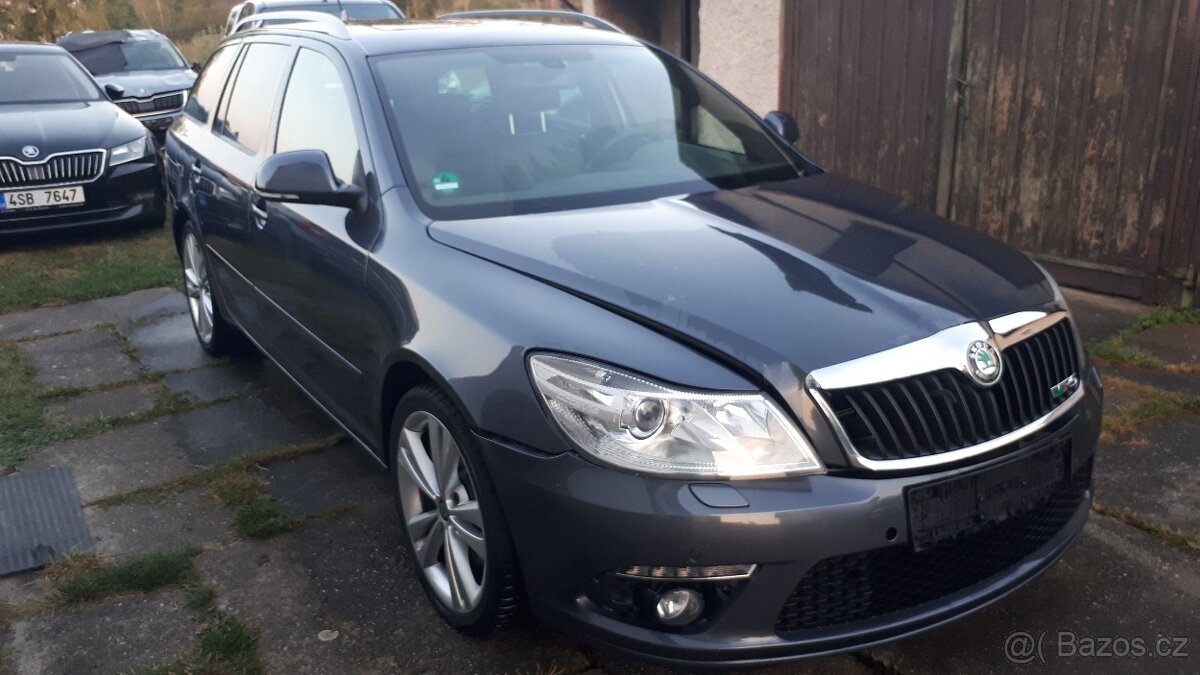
[232,10,352,39]
[438,9,624,34]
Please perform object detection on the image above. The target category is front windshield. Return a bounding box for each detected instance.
[373,45,803,220]
[115,39,187,72]
[0,52,103,104]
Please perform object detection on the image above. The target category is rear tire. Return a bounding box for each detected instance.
[390,385,521,634]
[179,223,248,356]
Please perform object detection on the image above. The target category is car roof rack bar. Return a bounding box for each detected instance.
[438,9,625,34]
[232,10,352,39]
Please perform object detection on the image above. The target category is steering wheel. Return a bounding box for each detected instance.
[585,129,663,170]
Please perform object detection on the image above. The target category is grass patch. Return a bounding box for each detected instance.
[1089,341,1165,369]
[0,341,50,467]
[210,472,296,540]
[1101,385,1200,442]
[1093,503,1200,553]
[0,227,179,315]
[1089,307,1200,370]
[177,27,224,65]
[50,549,199,605]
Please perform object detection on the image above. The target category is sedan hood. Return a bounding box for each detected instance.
[0,101,145,157]
[429,174,1055,381]
[95,69,196,98]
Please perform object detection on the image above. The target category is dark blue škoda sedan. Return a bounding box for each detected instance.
[165,10,1102,668]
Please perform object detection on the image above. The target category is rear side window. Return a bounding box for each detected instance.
[217,43,291,152]
[275,49,360,185]
[183,45,237,124]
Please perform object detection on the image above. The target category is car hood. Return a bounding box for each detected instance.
[0,102,145,158]
[95,69,196,97]
[428,174,1056,382]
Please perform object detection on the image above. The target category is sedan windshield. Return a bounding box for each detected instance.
[111,39,187,73]
[0,52,103,104]
[373,45,804,220]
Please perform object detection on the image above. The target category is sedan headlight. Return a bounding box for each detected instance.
[109,136,150,166]
[528,354,824,479]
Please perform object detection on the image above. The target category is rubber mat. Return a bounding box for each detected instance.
[0,468,92,576]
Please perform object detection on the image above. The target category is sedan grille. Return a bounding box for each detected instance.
[0,151,106,189]
[775,455,1089,633]
[822,319,1079,462]
[115,92,185,116]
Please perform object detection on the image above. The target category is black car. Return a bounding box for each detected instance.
[58,30,197,139]
[0,44,164,236]
[166,11,1102,668]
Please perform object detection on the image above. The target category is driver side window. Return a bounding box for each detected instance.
[275,49,361,186]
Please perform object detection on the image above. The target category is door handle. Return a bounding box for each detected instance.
[250,198,269,229]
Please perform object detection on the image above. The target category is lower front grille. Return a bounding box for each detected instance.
[116,92,185,116]
[775,461,1090,633]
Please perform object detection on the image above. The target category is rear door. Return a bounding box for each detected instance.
[243,44,378,438]
[195,41,294,329]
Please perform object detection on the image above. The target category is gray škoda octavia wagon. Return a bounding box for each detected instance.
[165,10,1102,668]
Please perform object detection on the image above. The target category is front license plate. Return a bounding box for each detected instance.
[907,441,1068,551]
[0,187,85,211]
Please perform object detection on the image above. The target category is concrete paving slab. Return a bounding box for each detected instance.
[593,651,870,674]
[0,573,43,608]
[1062,288,1150,345]
[25,418,196,503]
[45,382,158,426]
[163,360,264,403]
[85,488,233,562]
[170,394,337,466]
[1094,415,1200,533]
[864,517,1200,674]
[121,312,217,373]
[1126,324,1200,367]
[197,507,593,675]
[18,328,140,391]
[265,441,390,519]
[0,288,183,342]
[0,590,197,675]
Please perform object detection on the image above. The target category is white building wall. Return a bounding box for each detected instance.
[697,0,782,115]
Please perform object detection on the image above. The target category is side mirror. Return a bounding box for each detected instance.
[104,83,125,101]
[764,111,799,145]
[191,62,202,74]
[255,150,363,210]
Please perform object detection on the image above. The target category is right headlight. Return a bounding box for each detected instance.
[109,136,150,166]
[528,353,824,479]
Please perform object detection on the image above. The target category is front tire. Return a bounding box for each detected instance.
[180,225,246,356]
[390,385,520,634]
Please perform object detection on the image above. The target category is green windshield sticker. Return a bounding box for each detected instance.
[432,172,462,195]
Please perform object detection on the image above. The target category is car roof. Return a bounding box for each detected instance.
[250,19,641,56]
[256,0,395,7]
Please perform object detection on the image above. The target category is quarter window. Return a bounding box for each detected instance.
[275,49,361,186]
[217,43,291,152]
[183,45,237,124]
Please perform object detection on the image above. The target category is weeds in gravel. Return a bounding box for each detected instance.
[50,549,200,605]
[0,341,49,467]
[1092,504,1200,553]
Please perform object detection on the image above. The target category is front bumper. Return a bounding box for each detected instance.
[480,367,1102,668]
[0,160,164,237]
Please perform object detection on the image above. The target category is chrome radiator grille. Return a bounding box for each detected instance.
[0,151,106,189]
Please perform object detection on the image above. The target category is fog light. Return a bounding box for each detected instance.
[655,588,704,626]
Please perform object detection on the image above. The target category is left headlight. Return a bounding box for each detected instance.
[109,136,150,166]
[528,354,824,479]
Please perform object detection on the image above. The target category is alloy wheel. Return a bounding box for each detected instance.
[182,233,214,345]
[396,410,488,613]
